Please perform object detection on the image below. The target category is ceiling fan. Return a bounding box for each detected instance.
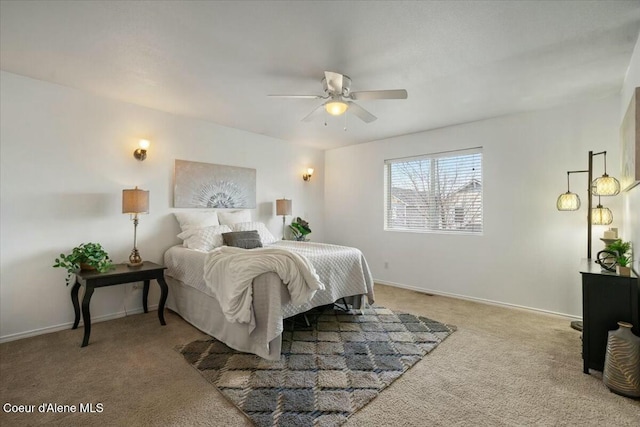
[268,71,408,123]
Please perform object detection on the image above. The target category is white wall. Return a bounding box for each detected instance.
[620,33,640,273]
[325,96,621,317]
[0,71,325,341]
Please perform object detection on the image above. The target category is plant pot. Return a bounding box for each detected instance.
[617,265,631,277]
[80,263,96,272]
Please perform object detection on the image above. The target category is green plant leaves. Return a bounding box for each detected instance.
[52,242,113,285]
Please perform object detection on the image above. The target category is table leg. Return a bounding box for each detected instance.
[81,284,95,347]
[156,275,168,326]
[143,280,150,313]
[71,280,81,329]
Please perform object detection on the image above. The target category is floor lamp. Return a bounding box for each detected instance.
[276,198,292,240]
[556,150,620,331]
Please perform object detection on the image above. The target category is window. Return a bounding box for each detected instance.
[384,147,483,234]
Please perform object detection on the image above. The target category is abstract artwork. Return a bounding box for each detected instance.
[174,160,256,208]
[621,87,640,192]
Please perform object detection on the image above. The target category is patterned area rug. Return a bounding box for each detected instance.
[178,305,456,427]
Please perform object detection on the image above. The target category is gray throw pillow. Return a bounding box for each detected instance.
[222,230,263,249]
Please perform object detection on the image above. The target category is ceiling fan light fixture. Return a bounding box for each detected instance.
[325,101,349,116]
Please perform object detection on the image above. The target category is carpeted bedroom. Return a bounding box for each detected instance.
[1,285,638,426]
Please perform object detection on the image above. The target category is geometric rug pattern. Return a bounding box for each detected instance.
[179,305,456,427]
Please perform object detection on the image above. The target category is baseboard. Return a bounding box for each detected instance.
[0,304,159,344]
[374,279,580,321]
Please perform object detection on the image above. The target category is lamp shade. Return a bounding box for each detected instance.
[325,101,349,116]
[276,198,292,216]
[556,192,581,211]
[592,205,613,225]
[591,174,620,196]
[122,187,149,214]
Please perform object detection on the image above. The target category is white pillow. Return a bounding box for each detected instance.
[177,224,232,252]
[231,221,277,245]
[174,211,220,232]
[218,209,252,226]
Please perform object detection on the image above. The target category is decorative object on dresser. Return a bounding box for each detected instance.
[53,242,113,285]
[603,321,640,398]
[122,187,149,267]
[607,239,633,277]
[276,198,292,240]
[579,260,639,374]
[71,262,168,347]
[178,305,455,427]
[174,159,256,208]
[597,238,632,275]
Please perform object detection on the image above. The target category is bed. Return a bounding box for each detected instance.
[164,240,375,360]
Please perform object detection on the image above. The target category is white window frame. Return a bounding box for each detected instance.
[384,147,483,235]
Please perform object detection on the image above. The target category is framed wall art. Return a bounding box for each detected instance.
[174,159,256,208]
[621,87,640,192]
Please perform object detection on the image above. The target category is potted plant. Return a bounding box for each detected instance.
[605,239,633,277]
[289,217,311,241]
[53,242,113,285]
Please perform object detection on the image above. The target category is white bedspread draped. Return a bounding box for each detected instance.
[203,246,325,325]
[164,240,375,360]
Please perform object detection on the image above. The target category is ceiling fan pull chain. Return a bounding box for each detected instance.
[344,113,348,131]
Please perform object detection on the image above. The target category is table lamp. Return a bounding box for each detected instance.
[276,198,292,240]
[122,187,149,266]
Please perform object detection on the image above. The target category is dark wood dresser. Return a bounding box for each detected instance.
[579,260,639,374]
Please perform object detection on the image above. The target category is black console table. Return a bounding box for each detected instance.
[70,261,168,347]
[580,260,639,374]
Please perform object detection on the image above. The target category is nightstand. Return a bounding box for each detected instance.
[70,261,168,347]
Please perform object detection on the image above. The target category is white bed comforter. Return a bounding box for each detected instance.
[204,245,325,325]
[165,240,374,359]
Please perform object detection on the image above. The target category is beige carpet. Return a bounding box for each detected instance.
[1,284,639,426]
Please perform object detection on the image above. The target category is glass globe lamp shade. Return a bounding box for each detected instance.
[591,174,620,196]
[591,205,613,225]
[325,101,349,116]
[556,192,581,211]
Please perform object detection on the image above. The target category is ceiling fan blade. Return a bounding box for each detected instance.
[301,104,325,122]
[268,94,324,99]
[324,71,344,94]
[350,89,408,100]
[347,101,377,123]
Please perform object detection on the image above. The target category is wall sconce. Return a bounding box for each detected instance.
[133,139,150,161]
[303,168,314,181]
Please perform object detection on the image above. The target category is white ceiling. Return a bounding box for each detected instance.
[1,1,639,150]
